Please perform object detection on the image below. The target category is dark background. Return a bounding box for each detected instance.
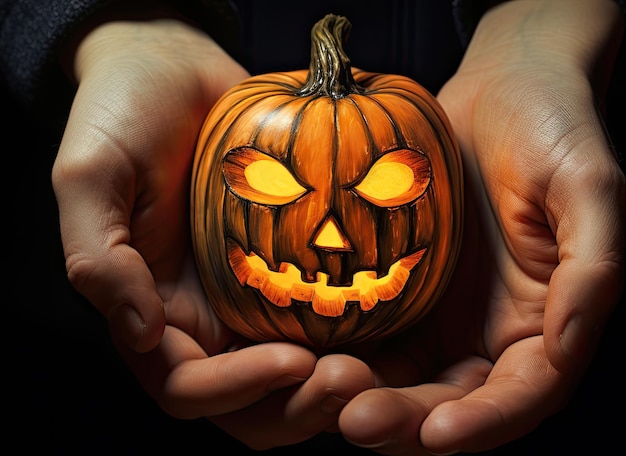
[6,1,625,454]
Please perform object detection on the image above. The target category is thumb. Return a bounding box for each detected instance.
[543,140,626,373]
[66,242,166,353]
[545,256,624,373]
[52,122,165,353]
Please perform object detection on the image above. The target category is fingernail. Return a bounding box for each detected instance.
[267,375,307,392]
[561,313,601,364]
[344,438,396,450]
[320,394,348,413]
[109,304,146,350]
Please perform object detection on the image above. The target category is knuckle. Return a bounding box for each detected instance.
[65,252,99,294]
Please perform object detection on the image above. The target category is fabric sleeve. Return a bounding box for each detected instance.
[0,0,239,133]
[450,0,505,47]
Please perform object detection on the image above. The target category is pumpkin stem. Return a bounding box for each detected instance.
[298,14,363,99]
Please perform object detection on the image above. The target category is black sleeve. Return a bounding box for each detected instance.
[450,0,499,47]
[0,0,239,133]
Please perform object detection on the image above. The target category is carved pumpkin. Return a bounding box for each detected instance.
[191,14,463,350]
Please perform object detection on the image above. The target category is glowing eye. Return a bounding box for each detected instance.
[355,162,413,200]
[245,159,306,198]
[224,147,307,205]
[354,149,431,207]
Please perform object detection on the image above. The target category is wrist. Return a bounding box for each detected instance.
[59,1,199,84]
[464,0,624,84]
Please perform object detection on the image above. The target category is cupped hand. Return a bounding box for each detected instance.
[338,0,626,454]
[51,19,375,449]
[52,18,245,352]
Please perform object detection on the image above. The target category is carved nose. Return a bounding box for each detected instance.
[312,215,352,251]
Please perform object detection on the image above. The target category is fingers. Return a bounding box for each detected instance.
[211,353,376,450]
[118,330,376,450]
[116,328,317,417]
[117,328,312,417]
[340,338,569,455]
[421,338,565,455]
[339,355,490,456]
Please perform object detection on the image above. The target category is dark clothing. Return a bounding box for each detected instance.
[0,0,240,131]
[2,0,625,135]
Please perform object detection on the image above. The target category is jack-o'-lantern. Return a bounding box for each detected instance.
[191,14,463,350]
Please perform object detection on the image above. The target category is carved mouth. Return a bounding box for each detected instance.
[226,239,427,317]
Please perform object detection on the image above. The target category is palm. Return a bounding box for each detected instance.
[431,66,566,368]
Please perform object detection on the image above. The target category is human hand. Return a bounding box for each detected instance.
[337,0,626,454]
[51,18,375,449]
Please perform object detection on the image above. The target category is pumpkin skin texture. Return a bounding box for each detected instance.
[191,14,463,350]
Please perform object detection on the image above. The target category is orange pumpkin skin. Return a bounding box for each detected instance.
[191,15,463,350]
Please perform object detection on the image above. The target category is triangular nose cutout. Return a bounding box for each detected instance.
[312,216,352,251]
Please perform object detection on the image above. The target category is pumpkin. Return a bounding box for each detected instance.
[191,14,463,350]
